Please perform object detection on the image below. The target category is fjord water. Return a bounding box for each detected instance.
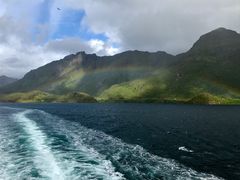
[0,104,239,180]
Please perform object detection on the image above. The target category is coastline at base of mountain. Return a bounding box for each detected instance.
[0,91,97,103]
[1,90,240,105]
[1,27,240,105]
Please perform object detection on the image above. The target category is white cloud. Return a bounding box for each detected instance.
[89,39,104,52]
[63,0,240,54]
[88,39,120,56]
[0,0,239,77]
[0,0,119,78]
[105,46,120,56]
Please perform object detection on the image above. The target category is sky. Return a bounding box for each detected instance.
[0,0,239,78]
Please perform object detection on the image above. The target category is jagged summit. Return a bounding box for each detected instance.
[200,27,239,39]
[0,28,240,102]
[210,27,236,32]
[190,27,240,53]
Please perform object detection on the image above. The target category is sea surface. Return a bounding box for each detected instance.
[0,103,239,180]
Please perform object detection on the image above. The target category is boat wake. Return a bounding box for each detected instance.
[0,107,223,180]
[14,111,64,179]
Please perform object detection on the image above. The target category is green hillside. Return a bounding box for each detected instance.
[0,91,97,103]
[167,28,240,97]
[1,28,240,104]
[0,51,174,96]
[99,28,240,104]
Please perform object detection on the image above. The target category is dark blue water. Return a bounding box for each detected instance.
[0,103,239,179]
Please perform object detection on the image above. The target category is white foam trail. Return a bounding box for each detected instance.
[39,111,223,180]
[13,109,125,180]
[178,146,194,153]
[14,110,64,180]
[0,107,37,179]
[1,106,224,180]
[0,118,14,180]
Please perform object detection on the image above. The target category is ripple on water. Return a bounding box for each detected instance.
[33,109,223,180]
[0,107,223,180]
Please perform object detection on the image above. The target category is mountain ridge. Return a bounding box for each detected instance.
[1,27,240,104]
[0,50,175,95]
[0,75,18,87]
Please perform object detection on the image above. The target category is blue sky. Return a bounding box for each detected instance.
[33,0,108,44]
[50,9,107,41]
[0,0,239,77]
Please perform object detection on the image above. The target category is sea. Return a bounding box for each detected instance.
[0,103,239,180]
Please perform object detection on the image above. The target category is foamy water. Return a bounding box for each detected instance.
[0,107,223,180]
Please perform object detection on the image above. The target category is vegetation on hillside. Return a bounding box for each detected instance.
[0,91,97,103]
[1,28,240,104]
[187,93,240,105]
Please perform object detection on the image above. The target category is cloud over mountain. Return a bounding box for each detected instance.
[0,0,239,77]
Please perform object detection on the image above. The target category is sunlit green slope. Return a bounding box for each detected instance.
[1,28,240,104]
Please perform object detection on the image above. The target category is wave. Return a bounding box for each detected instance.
[31,109,222,180]
[14,111,65,180]
[178,146,194,153]
[0,107,38,180]
[0,106,223,180]
[13,110,124,180]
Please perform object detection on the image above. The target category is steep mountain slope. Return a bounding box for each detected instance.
[1,27,240,104]
[167,28,240,97]
[0,51,175,95]
[0,75,17,87]
[100,28,240,103]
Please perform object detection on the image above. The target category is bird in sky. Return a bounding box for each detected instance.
[57,8,61,10]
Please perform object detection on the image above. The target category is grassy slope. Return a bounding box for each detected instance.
[0,90,97,103]
[45,70,85,94]
[187,93,240,105]
[44,67,156,96]
[99,69,178,102]
[1,29,240,104]
[99,69,240,104]
[0,51,175,95]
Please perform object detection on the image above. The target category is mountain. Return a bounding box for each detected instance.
[1,27,240,104]
[167,28,240,96]
[0,75,18,87]
[0,51,175,95]
[100,28,240,103]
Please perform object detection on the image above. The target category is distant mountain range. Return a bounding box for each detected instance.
[0,76,17,87]
[1,28,240,104]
